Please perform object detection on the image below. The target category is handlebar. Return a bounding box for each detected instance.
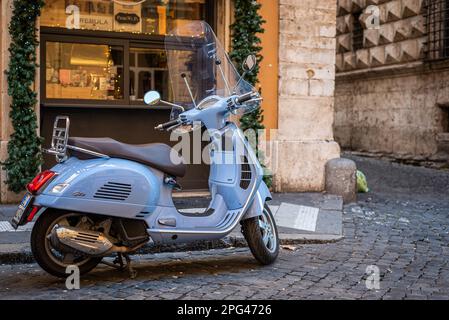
[236,92,255,104]
[155,119,181,131]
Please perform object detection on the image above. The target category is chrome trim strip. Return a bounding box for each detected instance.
[66,145,110,159]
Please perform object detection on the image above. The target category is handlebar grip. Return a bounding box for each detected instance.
[155,119,180,130]
[237,92,254,104]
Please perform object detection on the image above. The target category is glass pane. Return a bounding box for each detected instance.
[46,42,124,100]
[41,0,207,35]
[129,48,169,101]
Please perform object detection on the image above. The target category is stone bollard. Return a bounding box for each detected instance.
[325,158,357,204]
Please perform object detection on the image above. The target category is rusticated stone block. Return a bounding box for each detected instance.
[410,15,426,38]
[379,23,395,44]
[343,52,357,70]
[385,43,401,64]
[399,38,425,62]
[337,34,352,53]
[402,0,424,19]
[337,14,353,35]
[352,0,367,13]
[393,23,410,42]
[364,28,380,47]
[338,0,353,16]
[384,0,402,22]
[325,158,357,204]
[338,0,367,16]
[369,46,386,66]
[356,49,370,68]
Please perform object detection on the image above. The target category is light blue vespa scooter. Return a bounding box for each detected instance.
[11,21,278,278]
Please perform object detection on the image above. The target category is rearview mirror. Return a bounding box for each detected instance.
[243,54,257,72]
[144,91,161,105]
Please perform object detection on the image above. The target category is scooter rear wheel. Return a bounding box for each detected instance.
[241,204,279,265]
[31,210,102,278]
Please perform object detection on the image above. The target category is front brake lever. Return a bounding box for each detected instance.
[167,123,183,131]
[246,97,263,104]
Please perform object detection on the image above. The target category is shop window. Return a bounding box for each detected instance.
[425,0,449,60]
[129,48,170,102]
[45,42,124,100]
[40,0,213,107]
[41,0,207,35]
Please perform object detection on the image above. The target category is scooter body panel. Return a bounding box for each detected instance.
[34,157,161,219]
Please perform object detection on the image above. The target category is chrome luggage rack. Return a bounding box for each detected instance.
[44,116,109,163]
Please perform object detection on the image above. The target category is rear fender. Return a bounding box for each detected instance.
[27,206,48,223]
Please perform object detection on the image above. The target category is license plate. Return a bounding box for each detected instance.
[11,193,33,229]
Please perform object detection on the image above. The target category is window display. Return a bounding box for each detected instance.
[40,0,212,106]
[45,42,124,100]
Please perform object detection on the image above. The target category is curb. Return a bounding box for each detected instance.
[0,233,344,265]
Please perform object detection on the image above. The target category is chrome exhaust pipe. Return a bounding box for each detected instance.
[51,226,144,256]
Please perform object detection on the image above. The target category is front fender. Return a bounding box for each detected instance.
[242,181,272,220]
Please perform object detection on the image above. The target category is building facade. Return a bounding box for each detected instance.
[335,0,449,167]
[0,0,340,202]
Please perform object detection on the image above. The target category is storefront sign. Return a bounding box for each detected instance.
[115,12,140,25]
[79,14,113,30]
[113,3,142,33]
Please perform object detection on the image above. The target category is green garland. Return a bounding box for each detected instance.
[230,0,272,187]
[3,0,45,193]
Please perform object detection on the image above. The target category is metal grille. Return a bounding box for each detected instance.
[94,182,132,201]
[425,0,449,61]
[352,11,364,51]
[240,156,252,190]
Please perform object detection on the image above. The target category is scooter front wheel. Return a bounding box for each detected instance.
[31,210,102,278]
[241,204,279,265]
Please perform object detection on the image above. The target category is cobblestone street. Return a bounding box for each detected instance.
[0,156,448,300]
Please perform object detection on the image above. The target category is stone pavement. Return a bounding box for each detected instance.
[0,193,343,264]
[0,155,448,299]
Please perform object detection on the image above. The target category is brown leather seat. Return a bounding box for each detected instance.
[68,137,186,177]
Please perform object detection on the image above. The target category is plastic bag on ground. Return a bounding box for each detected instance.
[357,170,369,193]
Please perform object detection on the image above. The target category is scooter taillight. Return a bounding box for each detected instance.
[26,171,57,194]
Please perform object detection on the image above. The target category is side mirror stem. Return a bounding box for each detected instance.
[233,71,248,94]
[160,100,185,112]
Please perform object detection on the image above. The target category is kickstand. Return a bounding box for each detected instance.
[100,253,125,270]
[101,253,137,279]
[123,253,137,279]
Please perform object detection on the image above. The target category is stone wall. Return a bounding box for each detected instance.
[335,66,449,160]
[272,0,340,192]
[334,0,449,163]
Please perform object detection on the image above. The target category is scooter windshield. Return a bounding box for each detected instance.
[165,21,254,109]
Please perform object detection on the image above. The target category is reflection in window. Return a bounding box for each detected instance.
[41,0,207,35]
[46,42,124,100]
[129,48,169,101]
